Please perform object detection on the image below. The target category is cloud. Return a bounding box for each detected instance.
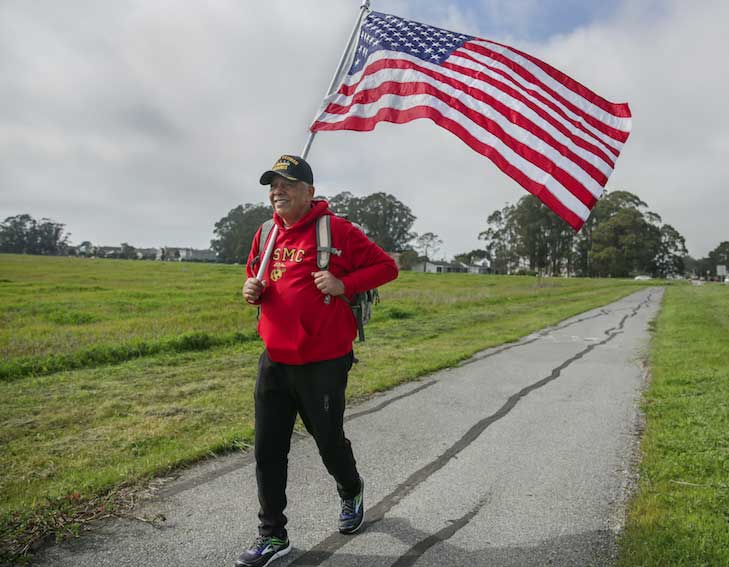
[536,0,729,256]
[0,0,727,258]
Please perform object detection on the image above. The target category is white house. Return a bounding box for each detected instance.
[467,257,491,274]
[178,248,218,262]
[411,258,491,274]
[135,248,159,260]
[411,260,468,274]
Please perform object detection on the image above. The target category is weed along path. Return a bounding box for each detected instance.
[33,288,662,567]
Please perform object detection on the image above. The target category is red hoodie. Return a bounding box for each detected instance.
[246,200,399,364]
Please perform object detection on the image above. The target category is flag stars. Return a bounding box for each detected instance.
[351,11,473,73]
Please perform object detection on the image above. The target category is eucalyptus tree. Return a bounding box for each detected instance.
[211,203,272,263]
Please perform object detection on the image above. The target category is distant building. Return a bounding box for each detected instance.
[95,246,122,259]
[78,243,94,256]
[411,258,490,274]
[411,260,468,274]
[65,244,221,261]
[158,247,217,262]
[466,257,491,274]
[157,247,181,261]
[179,248,218,262]
[135,248,159,260]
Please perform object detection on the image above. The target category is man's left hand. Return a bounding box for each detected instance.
[311,270,345,296]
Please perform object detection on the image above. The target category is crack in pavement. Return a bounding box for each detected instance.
[459,306,611,367]
[347,302,621,423]
[156,294,644,498]
[389,494,492,567]
[288,290,655,566]
[346,380,438,423]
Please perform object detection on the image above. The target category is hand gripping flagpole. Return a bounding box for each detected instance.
[255,224,278,281]
[257,1,370,283]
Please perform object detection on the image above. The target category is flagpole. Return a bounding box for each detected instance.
[255,225,278,281]
[301,0,370,159]
[257,3,368,283]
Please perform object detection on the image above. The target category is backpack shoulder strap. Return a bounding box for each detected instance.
[253,219,275,266]
[316,215,341,270]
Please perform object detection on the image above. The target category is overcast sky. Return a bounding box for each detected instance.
[1,0,727,260]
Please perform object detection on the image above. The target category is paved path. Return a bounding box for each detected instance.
[34,288,662,567]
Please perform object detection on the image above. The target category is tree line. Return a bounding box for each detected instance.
[475,190,693,278]
[211,189,707,278]
[3,191,726,279]
[0,215,168,260]
[211,192,418,264]
[0,214,70,255]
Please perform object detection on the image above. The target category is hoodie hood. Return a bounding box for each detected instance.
[273,199,331,232]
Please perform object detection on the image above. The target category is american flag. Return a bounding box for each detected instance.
[310,11,632,231]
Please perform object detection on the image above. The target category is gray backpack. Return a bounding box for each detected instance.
[256,215,379,341]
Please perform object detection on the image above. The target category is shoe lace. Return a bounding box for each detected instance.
[341,497,356,518]
[249,535,269,552]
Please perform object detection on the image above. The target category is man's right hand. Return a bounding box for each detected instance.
[242,277,265,304]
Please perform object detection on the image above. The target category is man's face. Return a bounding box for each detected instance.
[269,175,314,226]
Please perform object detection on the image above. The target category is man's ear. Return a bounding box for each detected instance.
[308,184,316,198]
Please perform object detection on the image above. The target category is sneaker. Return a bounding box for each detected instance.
[235,534,291,567]
[338,477,365,534]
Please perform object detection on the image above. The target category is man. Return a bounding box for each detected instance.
[236,155,399,567]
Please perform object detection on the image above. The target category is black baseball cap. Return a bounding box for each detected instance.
[259,154,314,185]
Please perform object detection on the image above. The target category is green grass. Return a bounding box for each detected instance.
[0,255,254,364]
[0,254,656,562]
[618,284,729,566]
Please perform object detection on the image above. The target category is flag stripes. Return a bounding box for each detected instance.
[458,44,627,155]
[442,54,618,170]
[480,39,633,119]
[334,54,610,193]
[310,11,631,230]
[315,96,593,225]
[464,42,630,146]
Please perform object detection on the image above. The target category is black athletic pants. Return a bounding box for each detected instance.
[254,350,360,538]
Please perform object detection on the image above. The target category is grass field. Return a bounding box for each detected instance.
[618,284,729,566]
[0,254,657,562]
